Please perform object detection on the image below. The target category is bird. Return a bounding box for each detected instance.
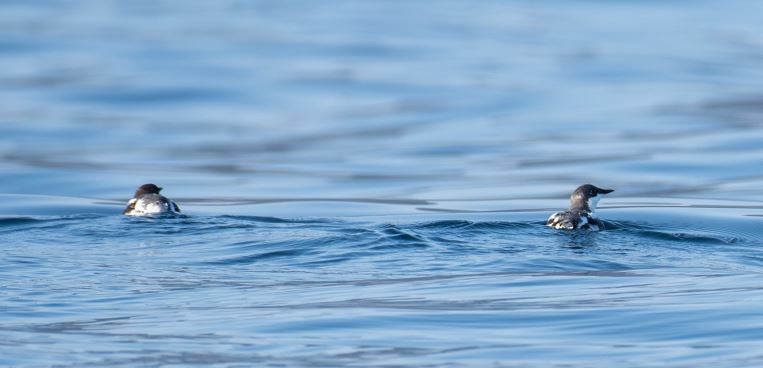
[546,184,613,230]
[122,183,180,216]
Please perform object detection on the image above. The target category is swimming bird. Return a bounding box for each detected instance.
[123,183,180,216]
[546,184,613,230]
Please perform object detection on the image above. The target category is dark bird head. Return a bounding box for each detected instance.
[569,184,613,212]
[134,183,163,198]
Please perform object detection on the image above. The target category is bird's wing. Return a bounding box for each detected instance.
[122,198,137,214]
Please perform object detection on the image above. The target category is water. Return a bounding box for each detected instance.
[2,1,763,366]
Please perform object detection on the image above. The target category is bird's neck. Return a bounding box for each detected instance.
[570,197,595,213]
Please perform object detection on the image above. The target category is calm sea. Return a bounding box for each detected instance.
[1,1,763,367]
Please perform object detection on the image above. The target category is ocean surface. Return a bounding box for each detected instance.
[2,1,763,367]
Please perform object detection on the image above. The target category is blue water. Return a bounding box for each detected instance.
[2,1,763,367]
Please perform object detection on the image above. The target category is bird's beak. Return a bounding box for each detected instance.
[158,187,163,192]
[599,188,614,194]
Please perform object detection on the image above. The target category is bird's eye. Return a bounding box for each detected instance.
[591,189,597,196]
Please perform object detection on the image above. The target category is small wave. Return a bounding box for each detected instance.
[411,220,475,230]
[606,221,746,245]
[218,215,330,224]
[0,214,102,230]
[409,219,539,232]
[378,224,429,242]
[0,216,47,227]
[206,249,308,265]
[369,242,430,251]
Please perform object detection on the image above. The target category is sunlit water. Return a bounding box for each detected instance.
[2,1,763,367]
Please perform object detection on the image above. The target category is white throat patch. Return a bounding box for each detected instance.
[588,195,601,212]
